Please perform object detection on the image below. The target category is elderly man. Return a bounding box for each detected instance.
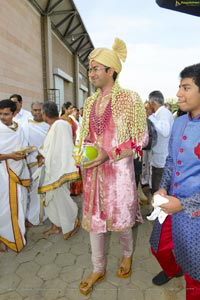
[0,99,30,252]
[37,101,80,239]
[78,38,148,295]
[23,102,49,226]
[148,90,174,194]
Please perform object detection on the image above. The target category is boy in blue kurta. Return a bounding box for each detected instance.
[150,63,200,300]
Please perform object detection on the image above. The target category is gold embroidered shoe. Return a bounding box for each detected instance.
[79,272,105,295]
[116,256,132,278]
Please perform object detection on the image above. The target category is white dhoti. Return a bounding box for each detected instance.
[45,183,78,234]
[24,120,49,225]
[0,121,30,252]
[26,164,47,225]
[38,120,80,236]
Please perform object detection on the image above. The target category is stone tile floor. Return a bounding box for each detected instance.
[0,194,185,300]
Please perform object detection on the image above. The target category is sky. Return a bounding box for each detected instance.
[73,0,200,101]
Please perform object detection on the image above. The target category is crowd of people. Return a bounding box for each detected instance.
[0,97,82,251]
[0,37,200,300]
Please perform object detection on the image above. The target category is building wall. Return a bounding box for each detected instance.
[52,34,74,106]
[0,0,90,111]
[78,64,89,107]
[79,64,88,88]
[0,0,44,110]
[64,81,71,103]
[52,34,73,76]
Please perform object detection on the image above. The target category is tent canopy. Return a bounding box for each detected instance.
[28,0,94,69]
[156,0,200,17]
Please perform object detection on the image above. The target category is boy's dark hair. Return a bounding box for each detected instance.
[180,63,200,92]
[0,99,17,113]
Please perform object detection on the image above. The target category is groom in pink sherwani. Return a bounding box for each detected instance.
[79,38,148,296]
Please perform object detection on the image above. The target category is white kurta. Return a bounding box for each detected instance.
[24,120,49,225]
[13,108,32,127]
[13,109,32,142]
[38,120,79,235]
[0,121,30,252]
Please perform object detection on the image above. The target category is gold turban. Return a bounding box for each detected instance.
[88,38,127,74]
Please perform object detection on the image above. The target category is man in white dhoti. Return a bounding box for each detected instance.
[0,99,30,252]
[37,101,80,239]
[23,102,49,226]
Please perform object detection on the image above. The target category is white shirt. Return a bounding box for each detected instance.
[23,120,49,164]
[149,106,174,168]
[13,108,32,127]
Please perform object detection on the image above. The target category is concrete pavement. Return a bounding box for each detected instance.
[0,195,185,300]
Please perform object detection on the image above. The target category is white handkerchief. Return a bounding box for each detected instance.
[147,194,169,224]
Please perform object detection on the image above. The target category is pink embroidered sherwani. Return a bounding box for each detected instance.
[82,98,148,233]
